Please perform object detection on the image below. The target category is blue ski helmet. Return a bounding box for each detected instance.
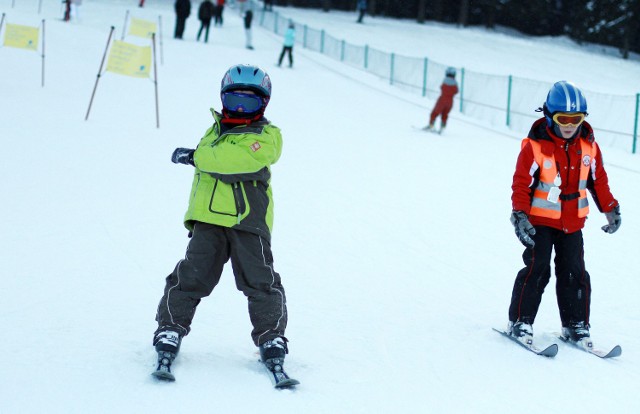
[544,81,587,127]
[221,64,272,98]
[445,67,456,77]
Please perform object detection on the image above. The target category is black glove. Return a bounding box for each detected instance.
[510,210,536,248]
[171,148,194,166]
[601,205,621,234]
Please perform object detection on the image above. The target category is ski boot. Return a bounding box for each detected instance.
[508,321,533,345]
[561,322,590,342]
[152,330,181,381]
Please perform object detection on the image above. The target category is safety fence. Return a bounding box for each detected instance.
[250,2,640,154]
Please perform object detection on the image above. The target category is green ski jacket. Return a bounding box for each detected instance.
[184,109,283,240]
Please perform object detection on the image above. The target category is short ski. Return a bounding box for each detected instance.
[261,361,300,389]
[412,125,442,134]
[556,334,622,359]
[493,328,558,357]
[151,351,176,382]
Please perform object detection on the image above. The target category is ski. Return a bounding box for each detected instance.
[493,328,558,357]
[556,334,622,359]
[151,351,176,382]
[412,125,442,134]
[261,361,300,389]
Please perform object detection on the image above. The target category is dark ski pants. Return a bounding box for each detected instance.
[509,226,591,327]
[278,46,293,67]
[197,20,211,42]
[174,17,187,39]
[155,222,288,346]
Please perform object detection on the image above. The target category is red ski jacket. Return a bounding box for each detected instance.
[436,83,458,106]
[511,118,618,234]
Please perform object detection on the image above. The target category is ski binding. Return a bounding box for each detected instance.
[556,334,622,359]
[152,351,176,382]
[262,360,300,389]
[493,328,558,357]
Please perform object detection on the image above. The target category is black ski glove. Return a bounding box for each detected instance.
[171,148,195,166]
[601,205,621,234]
[511,210,536,248]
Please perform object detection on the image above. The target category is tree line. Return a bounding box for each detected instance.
[275,0,640,59]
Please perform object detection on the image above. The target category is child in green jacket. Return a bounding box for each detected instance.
[152,64,292,383]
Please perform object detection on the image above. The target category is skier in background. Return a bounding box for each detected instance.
[277,22,295,68]
[507,81,621,347]
[197,0,215,43]
[425,66,458,133]
[63,0,71,21]
[152,64,292,382]
[244,9,254,50]
[214,0,225,26]
[174,0,191,39]
[356,0,367,23]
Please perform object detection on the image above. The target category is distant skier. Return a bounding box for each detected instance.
[174,0,191,39]
[506,81,621,347]
[196,0,215,43]
[152,64,292,383]
[425,67,458,133]
[356,0,367,23]
[214,0,225,26]
[244,9,254,50]
[277,22,295,68]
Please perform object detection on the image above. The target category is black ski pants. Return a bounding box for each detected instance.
[278,46,293,67]
[197,20,211,42]
[155,222,287,346]
[174,16,187,39]
[508,226,591,327]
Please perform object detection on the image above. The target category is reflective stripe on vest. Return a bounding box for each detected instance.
[525,138,596,220]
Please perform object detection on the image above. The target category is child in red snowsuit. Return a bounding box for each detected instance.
[427,67,458,133]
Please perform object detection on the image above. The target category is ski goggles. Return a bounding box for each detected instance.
[552,112,586,127]
[221,91,264,114]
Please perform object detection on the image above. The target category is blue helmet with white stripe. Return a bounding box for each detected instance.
[544,81,587,126]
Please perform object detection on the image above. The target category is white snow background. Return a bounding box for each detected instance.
[1,1,640,413]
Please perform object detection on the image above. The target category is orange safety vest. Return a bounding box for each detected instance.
[526,138,596,220]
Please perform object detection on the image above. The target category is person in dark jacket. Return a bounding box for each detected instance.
[356,0,367,23]
[506,81,620,349]
[197,0,215,42]
[174,0,191,39]
[244,9,253,50]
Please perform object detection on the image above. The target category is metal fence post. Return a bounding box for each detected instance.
[390,53,395,85]
[422,57,428,97]
[459,68,465,113]
[303,25,307,48]
[364,45,369,69]
[633,93,639,154]
[507,75,513,127]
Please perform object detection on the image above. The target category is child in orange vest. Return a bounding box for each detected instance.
[506,81,620,351]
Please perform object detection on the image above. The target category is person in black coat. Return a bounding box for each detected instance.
[244,9,253,49]
[174,0,191,39]
[197,0,215,42]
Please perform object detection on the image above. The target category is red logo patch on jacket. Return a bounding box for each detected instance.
[250,142,261,152]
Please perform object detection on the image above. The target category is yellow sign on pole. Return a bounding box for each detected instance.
[106,40,151,78]
[128,17,157,39]
[4,23,39,51]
